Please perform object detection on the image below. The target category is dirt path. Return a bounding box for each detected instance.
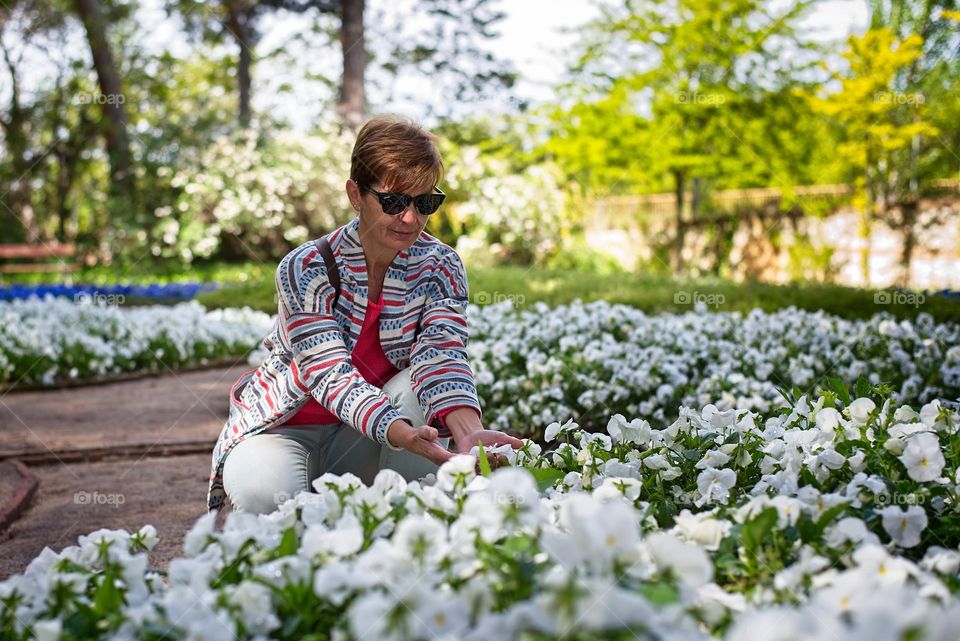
[0,365,250,580]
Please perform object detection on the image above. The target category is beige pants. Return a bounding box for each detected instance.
[223,368,448,514]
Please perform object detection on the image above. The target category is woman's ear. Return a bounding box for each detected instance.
[345,179,361,211]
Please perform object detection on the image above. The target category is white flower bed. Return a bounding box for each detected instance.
[0,298,272,386]
[469,301,960,437]
[3,394,960,640]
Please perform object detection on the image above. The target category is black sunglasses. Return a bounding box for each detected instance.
[362,185,446,216]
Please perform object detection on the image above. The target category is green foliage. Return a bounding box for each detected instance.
[197,265,960,324]
[542,0,830,199]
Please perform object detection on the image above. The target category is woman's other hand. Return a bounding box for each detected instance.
[387,420,454,467]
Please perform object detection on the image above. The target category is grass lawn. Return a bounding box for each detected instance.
[196,265,960,323]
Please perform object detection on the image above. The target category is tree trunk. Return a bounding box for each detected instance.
[338,0,366,130]
[672,169,686,272]
[898,200,918,287]
[226,1,253,128]
[74,0,135,206]
[0,38,40,243]
[691,176,702,217]
[860,175,873,286]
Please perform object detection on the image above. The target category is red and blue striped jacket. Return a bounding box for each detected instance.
[207,216,481,510]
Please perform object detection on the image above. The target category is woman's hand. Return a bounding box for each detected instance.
[453,429,524,471]
[387,420,455,467]
[453,429,524,454]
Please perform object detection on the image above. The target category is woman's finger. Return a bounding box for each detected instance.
[491,433,524,448]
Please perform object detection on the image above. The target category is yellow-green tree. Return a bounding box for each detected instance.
[810,28,938,284]
[543,0,827,272]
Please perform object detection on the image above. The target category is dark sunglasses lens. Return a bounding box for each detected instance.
[414,193,444,215]
[379,193,410,215]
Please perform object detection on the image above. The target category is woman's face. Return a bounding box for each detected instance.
[348,177,432,255]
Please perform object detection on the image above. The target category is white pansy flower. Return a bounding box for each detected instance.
[644,532,714,588]
[898,432,946,482]
[672,510,731,551]
[823,517,881,548]
[846,398,876,425]
[606,414,651,444]
[436,455,477,492]
[920,546,960,575]
[920,400,945,430]
[228,580,280,634]
[879,505,928,548]
[696,468,737,506]
[695,449,732,469]
[544,418,578,442]
[815,407,842,431]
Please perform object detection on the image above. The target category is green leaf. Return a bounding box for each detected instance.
[525,467,566,491]
[477,442,492,477]
[638,582,680,606]
[276,526,299,557]
[853,376,872,399]
[93,574,123,615]
[740,507,778,557]
[826,377,851,404]
[811,502,848,539]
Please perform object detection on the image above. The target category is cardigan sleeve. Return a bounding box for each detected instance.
[276,244,404,445]
[409,250,483,438]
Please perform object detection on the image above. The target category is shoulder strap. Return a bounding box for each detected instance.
[315,234,341,310]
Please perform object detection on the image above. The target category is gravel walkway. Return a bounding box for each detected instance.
[0,365,249,580]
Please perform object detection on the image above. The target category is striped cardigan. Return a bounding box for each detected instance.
[206,216,481,511]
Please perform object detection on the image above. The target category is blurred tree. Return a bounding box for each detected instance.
[545,0,824,271]
[867,0,959,194]
[170,0,339,128]
[809,28,938,285]
[169,0,514,129]
[374,0,517,120]
[862,3,960,284]
[73,0,137,215]
[0,0,72,243]
[338,0,364,129]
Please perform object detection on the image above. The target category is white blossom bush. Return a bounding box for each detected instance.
[2,393,959,640]
[468,300,960,438]
[0,298,272,386]
[166,122,355,262]
[444,145,571,265]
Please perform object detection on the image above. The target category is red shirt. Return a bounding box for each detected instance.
[285,292,399,426]
[283,292,478,430]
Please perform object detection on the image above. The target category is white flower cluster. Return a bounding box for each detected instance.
[468,300,960,437]
[0,298,272,386]
[445,145,571,264]
[2,396,959,641]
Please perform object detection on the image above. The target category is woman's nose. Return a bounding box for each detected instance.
[399,205,418,224]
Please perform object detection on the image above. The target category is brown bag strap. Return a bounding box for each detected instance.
[315,234,341,310]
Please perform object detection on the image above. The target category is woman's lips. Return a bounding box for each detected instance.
[391,229,415,237]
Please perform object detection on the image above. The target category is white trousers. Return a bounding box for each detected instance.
[222,368,448,514]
